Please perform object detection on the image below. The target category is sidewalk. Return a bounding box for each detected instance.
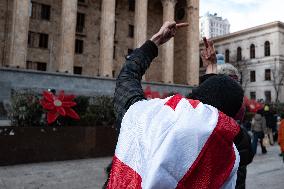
[0,145,283,189]
[0,157,112,189]
[247,144,284,189]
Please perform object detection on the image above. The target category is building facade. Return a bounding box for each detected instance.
[200,21,284,103]
[200,12,230,39]
[0,0,200,86]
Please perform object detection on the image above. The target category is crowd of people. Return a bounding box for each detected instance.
[242,105,284,161]
[103,21,283,189]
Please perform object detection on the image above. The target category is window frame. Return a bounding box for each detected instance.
[41,4,51,21]
[39,33,49,49]
[76,12,85,33]
[237,47,242,61]
[264,41,270,56]
[250,91,256,100]
[74,66,83,75]
[75,39,84,54]
[264,90,271,103]
[250,70,256,82]
[250,44,255,59]
[225,49,230,62]
[265,69,271,81]
[128,24,134,38]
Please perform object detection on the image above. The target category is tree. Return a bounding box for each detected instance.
[229,53,250,94]
[271,62,284,103]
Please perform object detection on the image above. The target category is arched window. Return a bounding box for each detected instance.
[264,41,270,56]
[225,49,230,62]
[237,47,242,61]
[250,44,255,59]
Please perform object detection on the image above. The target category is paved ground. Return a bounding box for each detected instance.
[0,157,112,189]
[246,145,284,189]
[0,145,283,189]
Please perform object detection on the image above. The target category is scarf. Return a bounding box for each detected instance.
[108,94,240,189]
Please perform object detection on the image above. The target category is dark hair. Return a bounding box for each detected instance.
[190,75,244,118]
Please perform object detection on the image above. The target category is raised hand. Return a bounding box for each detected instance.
[201,37,217,67]
[150,21,189,46]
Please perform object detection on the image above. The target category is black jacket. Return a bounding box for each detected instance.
[113,40,254,188]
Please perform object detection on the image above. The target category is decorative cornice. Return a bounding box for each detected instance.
[200,21,284,45]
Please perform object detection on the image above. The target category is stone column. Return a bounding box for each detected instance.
[134,0,148,48]
[99,0,116,77]
[186,0,199,85]
[58,0,77,73]
[161,0,177,83]
[134,0,148,80]
[9,0,30,68]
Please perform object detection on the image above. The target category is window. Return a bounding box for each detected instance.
[237,47,242,61]
[26,61,36,69]
[37,62,47,71]
[250,92,256,100]
[28,31,36,47]
[250,44,255,59]
[176,8,185,20]
[265,69,271,81]
[31,2,40,19]
[114,21,117,39]
[76,13,85,33]
[225,49,230,62]
[39,33,49,48]
[75,39,84,54]
[128,48,133,55]
[26,61,46,71]
[199,56,203,68]
[28,31,49,49]
[41,4,51,20]
[264,41,270,56]
[250,71,255,82]
[31,2,51,20]
[128,24,134,38]
[74,66,82,75]
[113,46,116,59]
[265,91,271,103]
[128,0,135,11]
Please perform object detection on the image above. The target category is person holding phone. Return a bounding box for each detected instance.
[200,37,254,189]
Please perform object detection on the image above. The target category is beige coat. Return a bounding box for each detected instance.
[251,113,267,133]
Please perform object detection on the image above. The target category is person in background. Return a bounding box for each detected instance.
[251,109,267,155]
[278,114,284,162]
[263,105,277,145]
[201,39,253,189]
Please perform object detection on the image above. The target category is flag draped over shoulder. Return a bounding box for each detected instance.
[108,94,240,189]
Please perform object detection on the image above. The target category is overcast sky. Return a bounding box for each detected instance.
[200,0,284,32]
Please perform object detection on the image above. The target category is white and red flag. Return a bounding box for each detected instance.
[108,94,240,189]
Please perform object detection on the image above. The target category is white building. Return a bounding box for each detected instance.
[200,21,284,103]
[200,12,230,39]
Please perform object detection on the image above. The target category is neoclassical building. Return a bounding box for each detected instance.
[0,0,200,85]
[200,21,284,103]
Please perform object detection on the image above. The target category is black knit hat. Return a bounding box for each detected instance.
[191,74,244,118]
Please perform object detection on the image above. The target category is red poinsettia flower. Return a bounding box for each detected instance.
[40,90,80,124]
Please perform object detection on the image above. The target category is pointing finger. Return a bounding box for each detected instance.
[176,23,189,28]
[203,37,209,48]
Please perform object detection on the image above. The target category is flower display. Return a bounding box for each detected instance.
[244,96,263,113]
[40,90,80,124]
